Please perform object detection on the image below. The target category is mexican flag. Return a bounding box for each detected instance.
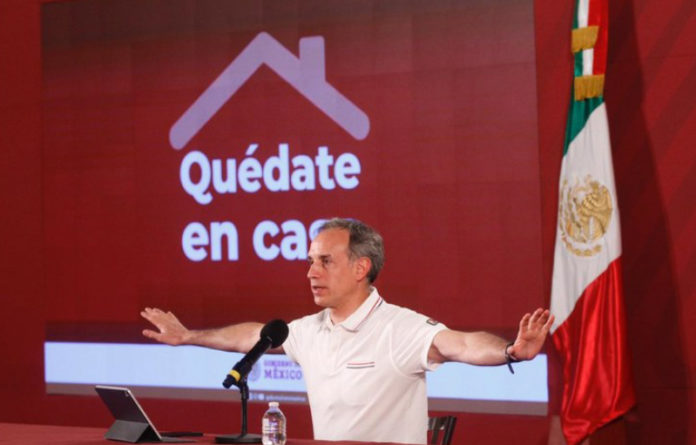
[549,0,636,444]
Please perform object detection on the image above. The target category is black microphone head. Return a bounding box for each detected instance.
[260,319,289,348]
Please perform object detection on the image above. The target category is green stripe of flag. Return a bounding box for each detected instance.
[574,50,584,77]
[573,0,580,29]
[563,95,604,156]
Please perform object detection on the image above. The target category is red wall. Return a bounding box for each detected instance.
[608,1,696,442]
[2,0,696,444]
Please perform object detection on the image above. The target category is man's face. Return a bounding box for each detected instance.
[306,228,363,309]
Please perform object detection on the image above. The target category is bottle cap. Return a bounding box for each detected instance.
[269,401,279,408]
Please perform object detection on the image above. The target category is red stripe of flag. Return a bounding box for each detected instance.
[552,259,636,444]
[588,0,608,75]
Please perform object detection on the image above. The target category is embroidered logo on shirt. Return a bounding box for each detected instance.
[346,361,375,369]
[426,318,439,326]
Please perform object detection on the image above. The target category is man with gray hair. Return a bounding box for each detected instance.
[142,217,553,444]
[316,217,385,282]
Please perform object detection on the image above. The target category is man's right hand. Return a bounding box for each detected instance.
[141,307,191,346]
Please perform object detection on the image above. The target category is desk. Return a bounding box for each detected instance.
[0,423,411,445]
[0,423,110,445]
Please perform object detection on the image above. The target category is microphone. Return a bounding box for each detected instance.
[223,319,288,388]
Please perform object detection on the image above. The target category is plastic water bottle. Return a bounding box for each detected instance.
[261,401,286,445]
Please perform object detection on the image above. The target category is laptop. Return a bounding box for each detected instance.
[95,385,196,443]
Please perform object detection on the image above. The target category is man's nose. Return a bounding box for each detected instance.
[307,262,318,279]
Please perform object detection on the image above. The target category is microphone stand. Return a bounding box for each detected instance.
[215,378,262,443]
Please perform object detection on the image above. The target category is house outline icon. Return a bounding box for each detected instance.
[169,32,371,150]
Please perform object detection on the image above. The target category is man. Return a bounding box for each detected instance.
[142,218,553,444]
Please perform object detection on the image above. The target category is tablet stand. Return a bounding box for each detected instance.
[105,419,159,443]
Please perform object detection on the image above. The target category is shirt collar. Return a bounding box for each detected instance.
[323,287,384,332]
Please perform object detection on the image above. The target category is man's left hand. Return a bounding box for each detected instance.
[508,308,554,361]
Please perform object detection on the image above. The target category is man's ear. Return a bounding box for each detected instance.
[354,257,372,282]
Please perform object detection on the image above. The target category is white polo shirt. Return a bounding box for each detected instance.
[283,288,447,444]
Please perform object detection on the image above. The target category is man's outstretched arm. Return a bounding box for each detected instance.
[428,308,554,365]
[140,307,277,354]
